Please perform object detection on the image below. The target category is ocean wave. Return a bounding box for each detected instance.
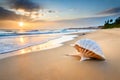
[0,34,61,54]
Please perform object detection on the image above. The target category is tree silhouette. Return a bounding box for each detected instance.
[115,17,120,24]
[110,19,113,23]
[102,17,120,29]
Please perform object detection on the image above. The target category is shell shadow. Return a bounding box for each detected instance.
[84,58,105,61]
[65,54,105,61]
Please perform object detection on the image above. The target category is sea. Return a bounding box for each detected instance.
[0,29,96,59]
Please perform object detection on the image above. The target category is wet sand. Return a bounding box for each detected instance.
[0,28,120,80]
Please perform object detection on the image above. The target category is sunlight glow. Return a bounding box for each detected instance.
[19,21,24,27]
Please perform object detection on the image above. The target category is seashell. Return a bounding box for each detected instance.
[70,39,105,61]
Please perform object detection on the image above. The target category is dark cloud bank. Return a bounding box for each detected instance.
[9,0,41,11]
[0,0,54,21]
[0,7,30,21]
[0,0,42,21]
[0,7,20,20]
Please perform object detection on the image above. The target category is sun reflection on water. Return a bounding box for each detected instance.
[16,36,29,45]
[17,40,61,55]
[20,37,25,43]
[20,49,32,54]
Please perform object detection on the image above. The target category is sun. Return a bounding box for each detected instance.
[18,21,24,27]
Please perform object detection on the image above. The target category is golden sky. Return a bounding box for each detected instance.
[0,0,120,30]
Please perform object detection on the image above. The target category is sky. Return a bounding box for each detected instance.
[0,0,120,30]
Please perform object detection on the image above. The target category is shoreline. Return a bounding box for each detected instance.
[0,28,120,80]
[0,34,79,60]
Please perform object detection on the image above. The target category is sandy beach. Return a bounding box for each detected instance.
[0,28,120,80]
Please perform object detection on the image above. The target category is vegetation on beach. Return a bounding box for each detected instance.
[102,17,120,29]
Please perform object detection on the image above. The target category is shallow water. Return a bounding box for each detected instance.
[0,34,78,59]
[0,34,61,54]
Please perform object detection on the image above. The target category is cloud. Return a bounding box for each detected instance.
[9,0,42,12]
[97,7,120,15]
[48,10,56,13]
[7,0,56,19]
[0,7,30,21]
